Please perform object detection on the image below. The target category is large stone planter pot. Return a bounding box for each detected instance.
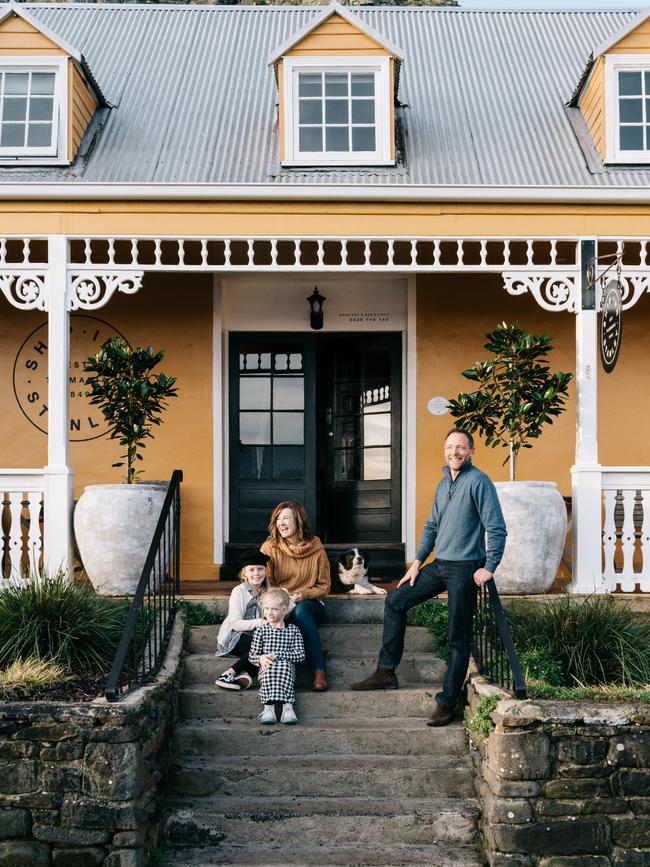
[493,481,567,594]
[74,483,167,595]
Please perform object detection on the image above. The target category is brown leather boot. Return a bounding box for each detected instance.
[426,701,455,727]
[312,669,329,691]
[350,667,398,691]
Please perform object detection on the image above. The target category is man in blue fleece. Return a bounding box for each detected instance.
[351,428,507,727]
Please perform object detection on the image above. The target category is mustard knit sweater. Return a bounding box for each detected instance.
[260,536,331,600]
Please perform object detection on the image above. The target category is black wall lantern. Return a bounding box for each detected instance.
[307,286,326,330]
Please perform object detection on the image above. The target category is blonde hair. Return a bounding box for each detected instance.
[260,587,291,610]
[267,500,314,543]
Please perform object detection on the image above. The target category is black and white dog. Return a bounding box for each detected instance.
[337,548,387,596]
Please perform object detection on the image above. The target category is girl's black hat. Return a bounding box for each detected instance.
[239,549,270,568]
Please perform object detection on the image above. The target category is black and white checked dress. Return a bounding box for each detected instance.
[249,623,305,704]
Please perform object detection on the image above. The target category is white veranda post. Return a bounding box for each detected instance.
[44,234,74,573]
[569,239,602,593]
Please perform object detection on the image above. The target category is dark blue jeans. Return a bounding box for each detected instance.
[378,559,481,709]
[289,599,325,671]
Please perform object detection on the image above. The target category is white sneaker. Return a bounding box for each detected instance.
[215,672,240,690]
[258,704,276,725]
[281,703,298,725]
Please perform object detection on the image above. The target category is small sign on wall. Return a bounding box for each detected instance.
[427,396,450,416]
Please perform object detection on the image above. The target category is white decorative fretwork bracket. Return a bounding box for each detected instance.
[68,271,144,311]
[595,272,650,312]
[502,272,578,313]
[0,272,48,310]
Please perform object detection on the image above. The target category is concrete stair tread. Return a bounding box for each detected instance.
[168,794,480,813]
[162,842,484,866]
[170,753,470,771]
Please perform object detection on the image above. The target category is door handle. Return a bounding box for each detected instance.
[326,408,333,426]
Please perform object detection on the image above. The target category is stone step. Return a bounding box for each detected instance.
[173,717,467,757]
[167,753,474,799]
[188,623,433,655]
[185,652,446,687]
[163,795,480,847]
[178,684,445,720]
[161,841,484,866]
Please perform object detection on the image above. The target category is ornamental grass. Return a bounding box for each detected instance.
[0,569,130,673]
[0,657,70,699]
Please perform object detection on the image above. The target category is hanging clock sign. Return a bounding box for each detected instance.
[600,279,623,374]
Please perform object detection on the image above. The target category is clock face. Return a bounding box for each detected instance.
[12,315,129,441]
[600,280,623,375]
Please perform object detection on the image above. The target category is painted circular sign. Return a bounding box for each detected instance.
[12,315,128,441]
[599,279,623,375]
[427,396,450,416]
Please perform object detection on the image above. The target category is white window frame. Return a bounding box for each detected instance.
[0,57,68,165]
[282,56,392,167]
[605,54,650,164]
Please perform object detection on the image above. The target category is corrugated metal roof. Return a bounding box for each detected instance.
[0,4,647,188]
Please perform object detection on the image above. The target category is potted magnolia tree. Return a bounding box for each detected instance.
[447,322,573,593]
[73,338,177,595]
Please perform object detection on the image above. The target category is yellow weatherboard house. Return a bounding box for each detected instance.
[0,1,649,594]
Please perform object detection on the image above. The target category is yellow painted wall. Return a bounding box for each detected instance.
[68,61,97,162]
[0,14,66,56]
[608,18,650,53]
[0,274,216,580]
[2,201,650,238]
[285,15,392,57]
[415,274,650,556]
[580,57,605,162]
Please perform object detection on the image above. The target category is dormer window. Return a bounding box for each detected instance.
[283,57,392,167]
[606,55,650,163]
[0,58,65,161]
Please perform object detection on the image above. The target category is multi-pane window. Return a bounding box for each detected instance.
[0,62,63,158]
[284,57,391,166]
[617,69,650,153]
[298,71,376,155]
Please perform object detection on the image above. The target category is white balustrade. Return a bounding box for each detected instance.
[0,470,45,584]
[601,468,650,592]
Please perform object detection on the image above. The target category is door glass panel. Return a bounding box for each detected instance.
[240,377,270,409]
[274,412,304,444]
[364,447,391,480]
[273,446,304,480]
[240,412,271,444]
[274,377,304,410]
[240,446,272,479]
[364,412,391,446]
[335,448,361,482]
[240,351,271,371]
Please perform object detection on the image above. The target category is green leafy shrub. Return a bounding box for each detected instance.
[467,693,499,741]
[177,599,224,642]
[407,600,448,660]
[517,647,564,687]
[507,595,650,688]
[0,571,130,673]
[0,658,70,699]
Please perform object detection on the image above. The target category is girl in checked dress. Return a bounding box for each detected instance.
[249,587,305,725]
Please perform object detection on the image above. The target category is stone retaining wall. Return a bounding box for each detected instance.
[0,618,183,867]
[467,673,650,867]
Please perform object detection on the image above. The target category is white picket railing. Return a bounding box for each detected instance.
[0,469,45,584]
[602,468,650,593]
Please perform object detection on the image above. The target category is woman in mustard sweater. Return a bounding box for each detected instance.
[261,501,331,691]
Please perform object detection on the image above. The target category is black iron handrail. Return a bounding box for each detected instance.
[105,470,182,702]
[472,579,526,699]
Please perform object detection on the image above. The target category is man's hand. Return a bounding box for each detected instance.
[473,567,493,588]
[397,560,421,588]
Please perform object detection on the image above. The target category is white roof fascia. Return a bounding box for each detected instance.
[0,182,649,204]
[267,1,404,67]
[591,8,650,60]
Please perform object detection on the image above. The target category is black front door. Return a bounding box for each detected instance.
[229,332,401,544]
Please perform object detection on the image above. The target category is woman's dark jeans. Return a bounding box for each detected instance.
[289,599,325,671]
[377,558,481,710]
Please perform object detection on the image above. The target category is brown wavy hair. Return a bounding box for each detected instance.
[267,501,314,543]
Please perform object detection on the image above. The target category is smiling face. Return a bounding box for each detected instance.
[276,507,299,544]
[444,431,475,479]
[241,564,267,591]
[263,599,288,627]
